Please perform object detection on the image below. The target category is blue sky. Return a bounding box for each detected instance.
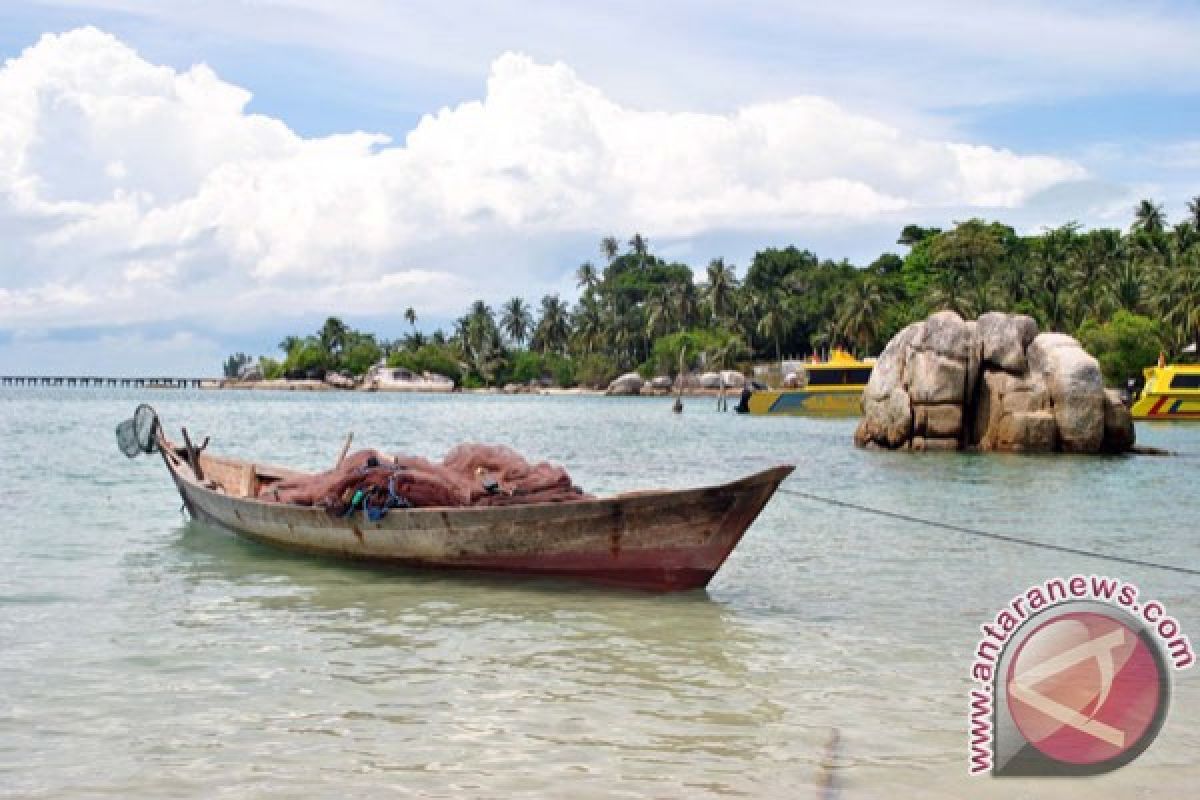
[1,1,1198,374]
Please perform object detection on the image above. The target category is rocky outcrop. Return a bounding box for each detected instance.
[855,311,1135,454]
[606,372,644,396]
[649,375,674,391]
[325,372,356,390]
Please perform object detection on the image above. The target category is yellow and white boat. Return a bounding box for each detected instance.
[742,349,873,416]
[1130,360,1200,420]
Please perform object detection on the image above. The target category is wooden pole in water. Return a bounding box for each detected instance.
[335,432,354,467]
[672,347,685,413]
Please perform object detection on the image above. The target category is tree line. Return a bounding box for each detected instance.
[227,198,1200,388]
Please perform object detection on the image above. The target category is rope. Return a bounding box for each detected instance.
[776,486,1200,577]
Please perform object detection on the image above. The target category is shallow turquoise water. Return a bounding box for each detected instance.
[1,389,1198,798]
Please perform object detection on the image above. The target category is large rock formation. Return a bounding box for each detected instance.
[855,311,1135,454]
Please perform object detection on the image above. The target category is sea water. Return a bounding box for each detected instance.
[1,389,1197,798]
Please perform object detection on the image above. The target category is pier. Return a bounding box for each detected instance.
[0,376,207,388]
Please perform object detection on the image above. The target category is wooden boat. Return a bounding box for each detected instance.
[152,425,794,591]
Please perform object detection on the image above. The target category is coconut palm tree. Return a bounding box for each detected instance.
[319,317,349,357]
[571,293,605,355]
[755,289,792,360]
[404,307,417,329]
[1030,224,1081,331]
[278,335,301,356]
[1132,199,1166,235]
[600,236,620,265]
[1104,260,1146,314]
[461,302,503,385]
[643,288,674,343]
[1188,196,1200,229]
[837,274,887,354]
[500,296,533,346]
[575,261,598,293]
[628,233,648,269]
[704,258,737,324]
[534,294,571,355]
[1156,249,1200,354]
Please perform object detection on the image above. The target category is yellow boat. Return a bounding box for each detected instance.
[742,349,872,416]
[1130,360,1200,420]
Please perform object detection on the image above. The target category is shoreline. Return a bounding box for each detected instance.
[167,379,743,397]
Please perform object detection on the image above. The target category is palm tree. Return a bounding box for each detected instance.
[1188,196,1200,229]
[704,258,736,324]
[600,236,620,265]
[278,335,301,356]
[461,301,503,386]
[1069,230,1119,328]
[1031,224,1080,331]
[628,233,648,269]
[755,289,791,360]
[1132,199,1166,235]
[571,293,605,355]
[837,274,887,354]
[404,307,417,329]
[402,331,426,351]
[575,261,598,293]
[673,279,698,329]
[1156,250,1200,353]
[534,294,571,355]
[319,317,349,357]
[1173,222,1199,257]
[1104,260,1145,314]
[500,296,533,346]
[643,288,674,343]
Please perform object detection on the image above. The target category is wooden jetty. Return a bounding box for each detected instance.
[1,375,207,388]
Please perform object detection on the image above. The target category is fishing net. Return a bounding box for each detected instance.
[259,444,588,514]
[115,404,159,458]
[133,404,159,453]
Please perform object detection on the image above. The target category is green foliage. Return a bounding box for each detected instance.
[237,208,1199,383]
[283,338,332,375]
[575,353,618,388]
[1077,312,1165,386]
[744,246,817,293]
[259,357,284,380]
[388,344,462,385]
[506,350,546,384]
[340,334,382,376]
[547,354,576,387]
[648,329,743,376]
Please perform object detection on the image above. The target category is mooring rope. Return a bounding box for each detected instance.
[776,486,1200,577]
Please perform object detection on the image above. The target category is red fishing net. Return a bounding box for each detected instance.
[259,444,588,514]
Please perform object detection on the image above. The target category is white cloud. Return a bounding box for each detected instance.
[0,27,1085,336]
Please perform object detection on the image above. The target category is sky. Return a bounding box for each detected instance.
[1,0,1199,375]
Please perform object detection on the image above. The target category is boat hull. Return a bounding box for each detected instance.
[1130,363,1200,420]
[747,388,863,416]
[162,444,793,591]
[1131,394,1200,420]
